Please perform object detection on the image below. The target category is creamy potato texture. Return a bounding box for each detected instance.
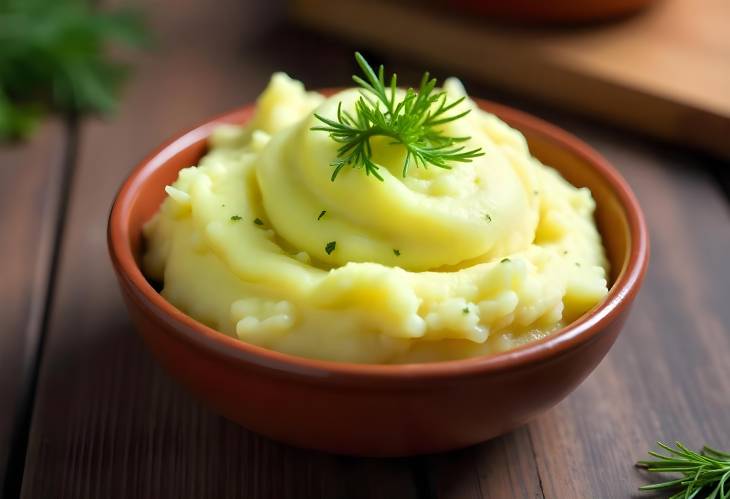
[143,73,608,363]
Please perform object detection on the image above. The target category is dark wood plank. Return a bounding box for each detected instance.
[424,101,730,497]
[19,1,419,498]
[0,121,69,491]
[428,428,544,498]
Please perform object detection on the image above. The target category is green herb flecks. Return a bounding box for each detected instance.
[500,258,510,263]
[462,307,469,314]
[253,218,263,225]
[484,213,492,222]
[312,52,484,181]
[393,249,401,256]
[637,442,730,499]
[317,210,327,220]
[325,241,336,255]
[230,215,242,221]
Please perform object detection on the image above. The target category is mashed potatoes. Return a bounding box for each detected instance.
[143,73,608,363]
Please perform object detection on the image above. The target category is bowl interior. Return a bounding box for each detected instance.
[520,123,629,285]
[126,108,255,265]
[124,102,630,289]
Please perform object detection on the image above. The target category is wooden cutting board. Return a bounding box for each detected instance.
[289,0,730,159]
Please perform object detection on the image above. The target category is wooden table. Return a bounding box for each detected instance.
[2,0,729,497]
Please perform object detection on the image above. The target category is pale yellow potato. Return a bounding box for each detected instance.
[143,73,609,364]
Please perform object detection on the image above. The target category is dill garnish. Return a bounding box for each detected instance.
[312,52,483,181]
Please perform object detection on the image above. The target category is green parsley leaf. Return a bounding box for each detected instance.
[0,0,148,141]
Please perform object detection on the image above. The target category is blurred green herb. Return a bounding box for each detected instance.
[637,442,730,499]
[0,0,147,141]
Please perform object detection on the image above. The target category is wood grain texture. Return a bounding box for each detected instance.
[20,1,418,498]
[289,0,730,160]
[0,121,68,491]
[427,428,544,498]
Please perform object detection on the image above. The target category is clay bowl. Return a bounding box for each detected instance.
[108,96,648,457]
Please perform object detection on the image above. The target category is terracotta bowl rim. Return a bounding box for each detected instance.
[108,95,649,382]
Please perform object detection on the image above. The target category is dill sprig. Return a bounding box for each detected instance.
[312,52,484,181]
[637,441,730,499]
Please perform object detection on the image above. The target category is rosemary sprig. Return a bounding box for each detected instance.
[637,441,730,498]
[312,52,484,181]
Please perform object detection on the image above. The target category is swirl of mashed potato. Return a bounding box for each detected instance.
[143,73,608,363]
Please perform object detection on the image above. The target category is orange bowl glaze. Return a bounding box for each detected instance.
[108,97,649,457]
